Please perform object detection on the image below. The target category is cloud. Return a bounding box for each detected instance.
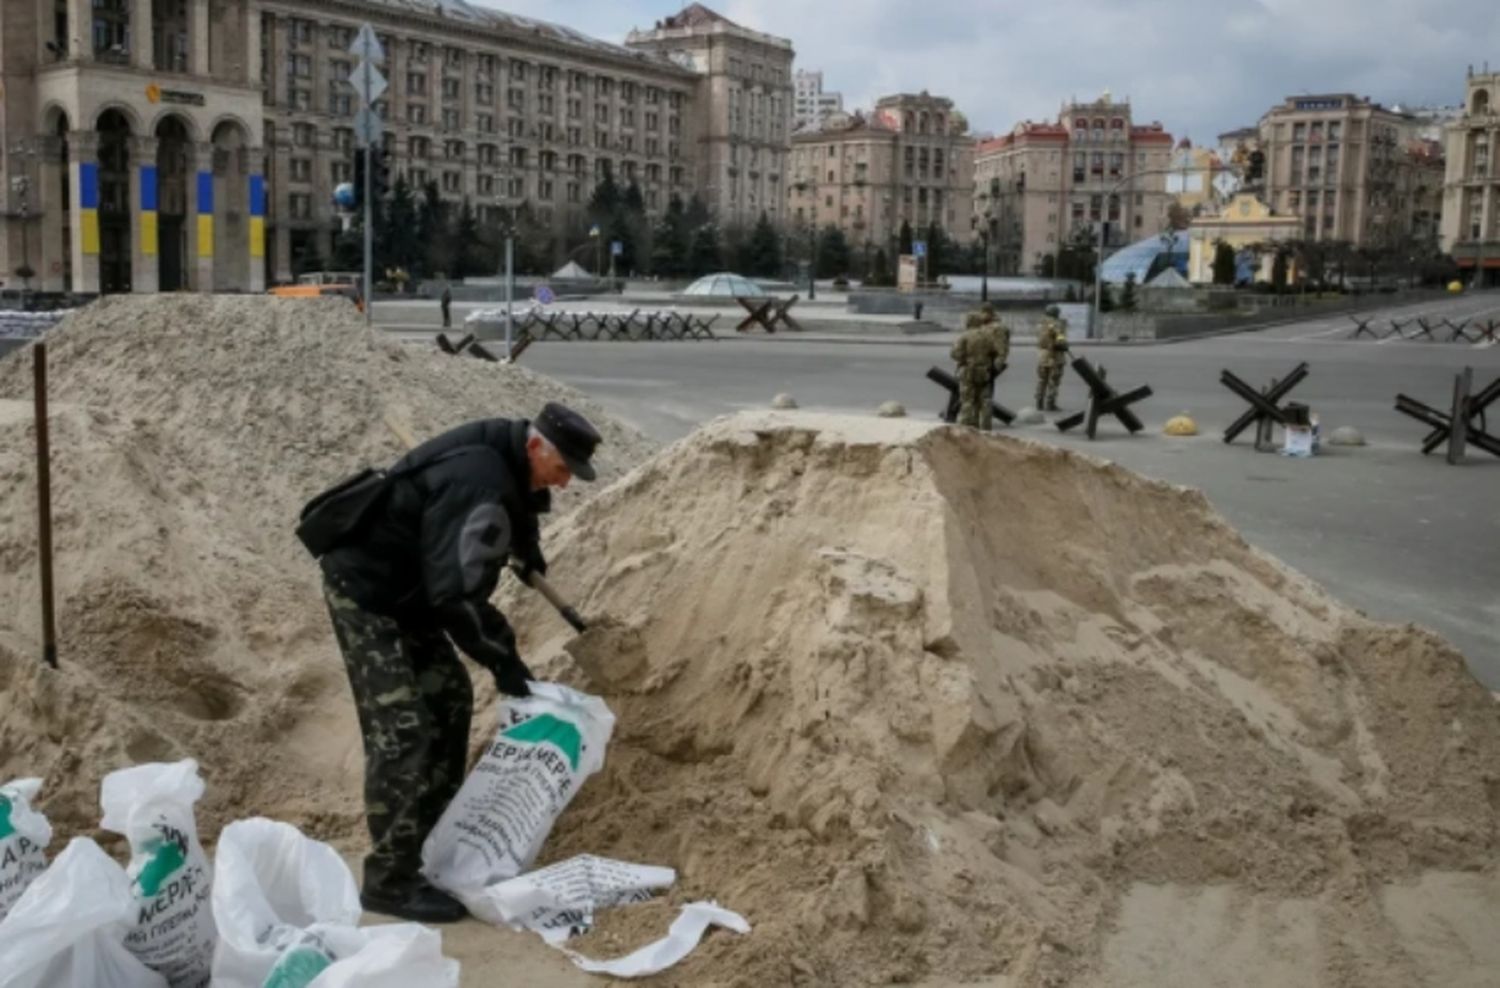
[472,0,1500,139]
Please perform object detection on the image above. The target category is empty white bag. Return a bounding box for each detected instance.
[0,778,52,922]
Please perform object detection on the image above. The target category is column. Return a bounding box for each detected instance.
[67,0,92,61]
[67,131,101,294]
[131,0,153,69]
[38,137,68,292]
[248,148,267,292]
[130,135,160,292]
[188,0,210,76]
[243,1,263,87]
[187,142,214,291]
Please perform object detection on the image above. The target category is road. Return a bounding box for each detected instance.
[387,294,1500,687]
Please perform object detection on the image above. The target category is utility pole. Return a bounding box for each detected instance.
[348,24,387,327]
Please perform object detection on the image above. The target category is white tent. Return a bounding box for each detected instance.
[1146,267,1192,289]
[551,260,594,280]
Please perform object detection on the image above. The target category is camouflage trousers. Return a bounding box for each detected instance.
[957,368,996,430]
[1036,360,1065,409]
[323,576,473,893]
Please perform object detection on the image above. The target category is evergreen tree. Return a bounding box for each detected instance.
[1272,249,1289,292]
[924,221,951,276]
[1098,281,1116,313]
[455,199,485,278]
[1212,241,1237,286]
[868,247,892,287]
[684,194,711,230]
[816,225,852,278]
[383,174,420,278]
[686,223,722,277]
[1120,271,1139,312]
[417,181,453,277]
[898,220,914,257]
[743,212,783,277]
[1037,253,1057,279]
[650,195,690,277]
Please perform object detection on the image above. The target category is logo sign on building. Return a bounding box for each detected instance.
[912,240,927,259]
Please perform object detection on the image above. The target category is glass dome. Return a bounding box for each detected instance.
[680,272,767,298]
[1100,231,1190,285]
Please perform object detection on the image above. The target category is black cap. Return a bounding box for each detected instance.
[535,402,602,482]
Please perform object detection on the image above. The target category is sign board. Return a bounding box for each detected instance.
[912,240,927,259]
[1213,171,1241,198]
[354,106,382,148]
[349,24,386,63]
[534,285,556,305]
[611,240,623,257]
[898,254,919,291]
[349,63,387,106]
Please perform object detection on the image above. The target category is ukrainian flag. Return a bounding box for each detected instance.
[79,163,100,255]
[249,175,266,260]
[197,172,214,259]
[140,166,158,256]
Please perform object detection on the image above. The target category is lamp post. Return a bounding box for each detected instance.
[805,221,816,300]
[8,139,39,293]
[971,211,992,302]
[589,223,601,278]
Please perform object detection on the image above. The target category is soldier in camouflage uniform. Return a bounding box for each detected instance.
[313,403,601,923]
[951,309,1008,430]
[1036,304,1070,412]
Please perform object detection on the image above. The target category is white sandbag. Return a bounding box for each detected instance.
[466,854,674,937]
[0,837,168,988]
[99,760,217,988]
[0,778,52,921]
[422,682,615,897]
[211,818,458,988]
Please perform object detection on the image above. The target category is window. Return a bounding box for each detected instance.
[328,88,352,116]
[540,94,555,115]
[1328,122,1342,141]
[333,128,353,152]
[568,181,581,203]
[411,168,429,187]
[445,140,464,160]
[407,104,427,125]
[507,118,524,138]
[479,144,498,166]
[478,174,494,195]
[410,137,430,158]
[410,42,428,64]
[444,46,462,70]
[1073,152,1085,182]
[330,160,351,184]
[327,24,354,48]
[290,158,312,182]
[289,18,313,46]
[476,54,495,80]
[443,171,461,193]
[293,123,315,147]
[442,109,460,131]
[477,112,495,134]
[289,193,312,219]
[508,88,525,110]
[508,177,524,198]
[443,78,461,101]
[1293,122,1306,141]
[509,146,528,168]
[539,179,554,200]
[286,53,311,78]
[291,88,311,111]
[407,72,426,96]
[510,59,527,81]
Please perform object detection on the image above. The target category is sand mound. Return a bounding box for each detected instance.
[492,412,1500,987]
[0,295,654,838]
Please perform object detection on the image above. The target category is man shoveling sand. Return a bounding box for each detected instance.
[303,402,602,923]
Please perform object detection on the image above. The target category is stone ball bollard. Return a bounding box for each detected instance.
[771,393,799,410]
[1328,426,1366,446]
[877,401,907,418]
[1163,413,1199,437]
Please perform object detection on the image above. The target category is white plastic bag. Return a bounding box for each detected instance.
[0,778,52,921]
[99,759,217,988]
[211,818,458,988]
[422,682,615,896]
[468,854,674,936]
[0,837,168,988]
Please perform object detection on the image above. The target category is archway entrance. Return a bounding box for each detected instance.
[96,109,132,293]
[155,115,192,290]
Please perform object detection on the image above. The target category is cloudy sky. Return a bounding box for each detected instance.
[489,0,1500,141]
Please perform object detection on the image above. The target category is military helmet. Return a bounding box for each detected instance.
[965,312,984,328]
[980,302,997,318]
[1045,305,1061,317]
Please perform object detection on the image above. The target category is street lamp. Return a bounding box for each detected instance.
[8,140,39,293]
[588,223,601,278]
[971,210,992,302]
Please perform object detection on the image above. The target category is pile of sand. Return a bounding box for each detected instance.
[0,295,655,838]
[493,412,1500,987]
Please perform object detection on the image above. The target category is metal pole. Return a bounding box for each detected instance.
[504,235,514,360]
[34,343,57,669]
[981,231,989,302]
[808,226,816,300]
[362,79,373,326]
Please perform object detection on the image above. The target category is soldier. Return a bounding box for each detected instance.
[310,402,601,923]
[1036,304,1070,412]
[979,303,1011,412]
[951,311,1007,430]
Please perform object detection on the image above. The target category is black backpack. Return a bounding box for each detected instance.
[295,446,473,558]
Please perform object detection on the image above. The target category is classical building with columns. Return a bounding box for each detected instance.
[0,0,265,294]
[1,1,789,293]
[1441,70,1500,287]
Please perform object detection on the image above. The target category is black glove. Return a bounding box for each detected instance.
[1056,342,1070,353]
[514,547,548,584]
[493,654,534,698]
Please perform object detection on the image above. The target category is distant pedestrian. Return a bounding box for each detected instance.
[440,284,452,328]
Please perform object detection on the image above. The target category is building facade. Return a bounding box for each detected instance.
[1440,71,1500,286]
[1164,140,1226,218]
[973,96,1174,276]
[0,1,792,294]
[792,69,842,132]
[787,92,975,266]
[626,3,794,230]
[1258,93,1443,250]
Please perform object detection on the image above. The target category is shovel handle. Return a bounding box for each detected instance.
[511,564,589,633]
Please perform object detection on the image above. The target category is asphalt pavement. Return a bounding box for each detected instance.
[384,294,1500,687]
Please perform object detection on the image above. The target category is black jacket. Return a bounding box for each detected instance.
[321,418,548,678]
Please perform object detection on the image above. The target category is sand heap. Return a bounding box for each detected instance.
[490,412,1500,988]
[0,294,655,839]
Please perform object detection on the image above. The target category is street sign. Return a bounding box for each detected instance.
[349,24,385,63]
[353,106,382,148]
[589,224,601,237]
[534,285,556,305]
[349,63,386,106]
[1213,172,1241,198]
[913,240,927,258]
[611,240,623,257]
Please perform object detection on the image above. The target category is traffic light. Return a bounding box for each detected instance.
[373,145,391,201]
[350,150,366,210]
